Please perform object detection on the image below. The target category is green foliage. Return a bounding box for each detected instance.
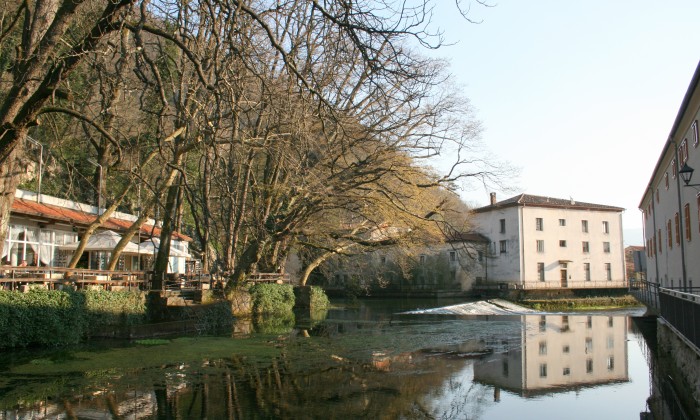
[309,286,330,310]
[83,290,147,331]
[191,301,234,334]
[0,290,147,349]
[134,339,171,346]
[252,312,296,334]
[520,295,642,311]
[0,289,85,348]
[248,284,295,315]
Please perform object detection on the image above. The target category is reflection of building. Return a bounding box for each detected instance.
[3,189,192,273]
[471,193,626,290]
[474,314,628,395]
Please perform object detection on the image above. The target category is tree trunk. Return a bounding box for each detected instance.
[0,147,24,260]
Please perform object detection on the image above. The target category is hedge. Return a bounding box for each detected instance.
[248,283,295,315]
[0,289,147,348]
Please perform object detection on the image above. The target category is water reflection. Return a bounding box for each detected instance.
[0,307,652,419]
[473,315,628,397]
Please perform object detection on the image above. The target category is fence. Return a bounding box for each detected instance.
[658,288,700,353]
[0,266,146,291]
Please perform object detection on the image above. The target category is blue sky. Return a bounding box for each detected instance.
[427,1,700,244]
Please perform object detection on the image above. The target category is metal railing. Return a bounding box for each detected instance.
[658,287,700,353]
[518,280,628,290]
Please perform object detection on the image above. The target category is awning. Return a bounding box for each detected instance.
[138,238,191,258]
[58,230,143,254]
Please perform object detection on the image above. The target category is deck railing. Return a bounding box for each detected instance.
[0,266,147,291]
[517,280,628,290]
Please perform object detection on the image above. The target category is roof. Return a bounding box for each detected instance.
[472,194,624,213]
[11,197,192,242]
[445,231,490,243]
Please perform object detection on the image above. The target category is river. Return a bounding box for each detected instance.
[0,298,667,419]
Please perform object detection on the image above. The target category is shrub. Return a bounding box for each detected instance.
[0,290,148,348]
[0,289,85,348]
[248,283,295,315]
[83,290,147,331]
[309,286,330,310]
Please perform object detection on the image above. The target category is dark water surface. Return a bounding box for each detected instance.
[0,299,655,419]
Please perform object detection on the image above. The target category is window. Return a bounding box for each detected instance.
[607,356,615,371]
[672,158,677,179]
[537,262,545,281]
[667,220,673,249]
[539,341,547,355]
[539,315,546,332]
[536,240,544,253]
[658,228,663,254]
[562,345,570,353]
[559,219,566,226]
[559,240,567,247]
[477,251,484,262]
[605,263,612,281]
[602,221,609,234]
[607,336,614,349]
[499,218,506,233]
[586,316,592,328]
[582,241,589,253]
[685,204,692,242]
[584,263,591,281]
[603,242,610,253]
[586,359,593,373]
[608,316,614,327]
[563,367,571,376]
[656,188,660,203]
[581,220,588,233]
[449,251,456,262]
[502,360,509,377]
[665,172,669,189]
[585,338,593,352]
[419,255,426,264]
[380,256,386,264]
[680,138,689,165]
[675,212,681,245]
[694,120,699,147]
[499,240,507,254]
[539,363,548,378]
[697,196,700,237]
[536,217,543,231]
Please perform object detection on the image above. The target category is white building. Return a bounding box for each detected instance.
[640,61,700,292]
[2,189,192,274]
[471,193,626,289]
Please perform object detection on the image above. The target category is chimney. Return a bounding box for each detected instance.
[490,192,497,205]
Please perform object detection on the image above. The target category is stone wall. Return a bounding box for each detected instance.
[657,320,700,418]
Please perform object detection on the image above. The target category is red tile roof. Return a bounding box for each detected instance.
[11,197,192,241]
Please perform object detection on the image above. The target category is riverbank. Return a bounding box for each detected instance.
[516,295,643,311]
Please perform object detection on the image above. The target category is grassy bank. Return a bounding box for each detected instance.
[518,295,643,311]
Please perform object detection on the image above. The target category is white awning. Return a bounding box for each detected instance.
[58,230,143,254]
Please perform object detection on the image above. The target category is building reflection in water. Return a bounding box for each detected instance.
[474,314,629,397]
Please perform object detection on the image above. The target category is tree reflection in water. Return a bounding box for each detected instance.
[0,310,655,419]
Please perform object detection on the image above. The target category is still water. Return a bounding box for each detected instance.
[0,299,654,419]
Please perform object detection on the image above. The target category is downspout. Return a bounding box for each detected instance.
[519,205,525,287]
[648,188,660,286]
[671,138,689,290]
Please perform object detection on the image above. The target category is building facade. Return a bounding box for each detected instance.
[471,193,626,289]
[640,61,700,292]
[2,189,192,274]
